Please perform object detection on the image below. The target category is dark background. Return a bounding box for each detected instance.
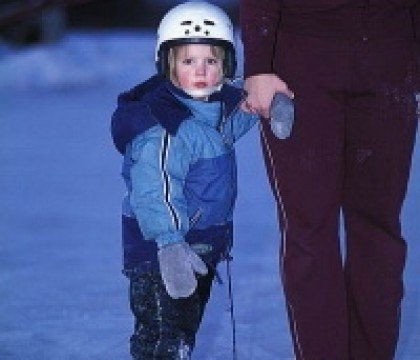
[0,0,237,44]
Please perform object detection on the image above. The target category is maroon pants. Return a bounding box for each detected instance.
[261,6,418,360]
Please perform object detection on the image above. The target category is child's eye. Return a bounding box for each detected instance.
[182,58,193,65]
[207,58,219,65]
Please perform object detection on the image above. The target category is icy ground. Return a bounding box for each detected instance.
[0,31,419,359]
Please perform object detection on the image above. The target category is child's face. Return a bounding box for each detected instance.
[173,44,223,94]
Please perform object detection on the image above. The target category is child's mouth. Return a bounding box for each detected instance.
[194,82,207,88]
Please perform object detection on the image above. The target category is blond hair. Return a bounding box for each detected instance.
[167,44,225,84]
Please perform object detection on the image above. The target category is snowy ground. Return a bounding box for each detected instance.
[0,31,419,360]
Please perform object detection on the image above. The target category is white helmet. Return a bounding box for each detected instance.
[156,1,236,78]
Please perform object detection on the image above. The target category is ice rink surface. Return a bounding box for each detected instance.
[1,32,419,359]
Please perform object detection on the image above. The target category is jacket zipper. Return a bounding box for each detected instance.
[189,208,203,229]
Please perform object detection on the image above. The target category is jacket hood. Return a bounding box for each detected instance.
[111,74,244,154]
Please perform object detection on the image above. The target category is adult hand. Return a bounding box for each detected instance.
[158,241,208,299]
[241,74,294,119]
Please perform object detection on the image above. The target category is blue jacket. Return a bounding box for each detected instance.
[111,75,258,276]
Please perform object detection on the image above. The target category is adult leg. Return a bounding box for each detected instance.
[264,32,350,360]
[343,37,418,360]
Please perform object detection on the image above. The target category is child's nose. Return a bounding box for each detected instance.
[195,61,206,76]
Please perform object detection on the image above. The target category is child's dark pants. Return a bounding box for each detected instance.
[129,271,214,360]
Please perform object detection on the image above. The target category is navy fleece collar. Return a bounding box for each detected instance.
[111,74,245,153]
[145,77,245,134]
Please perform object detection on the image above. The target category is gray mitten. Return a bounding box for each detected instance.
[158,242,208,299]
[270,92,295,139]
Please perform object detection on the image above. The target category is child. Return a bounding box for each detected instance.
[111,2,259,359]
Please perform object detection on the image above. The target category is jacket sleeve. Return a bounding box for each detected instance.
[129,126,192,248]
[240,0,282,78]
[226,109,260,142]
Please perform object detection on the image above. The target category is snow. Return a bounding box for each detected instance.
[0,30,419,359]
[0,32,156,91]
